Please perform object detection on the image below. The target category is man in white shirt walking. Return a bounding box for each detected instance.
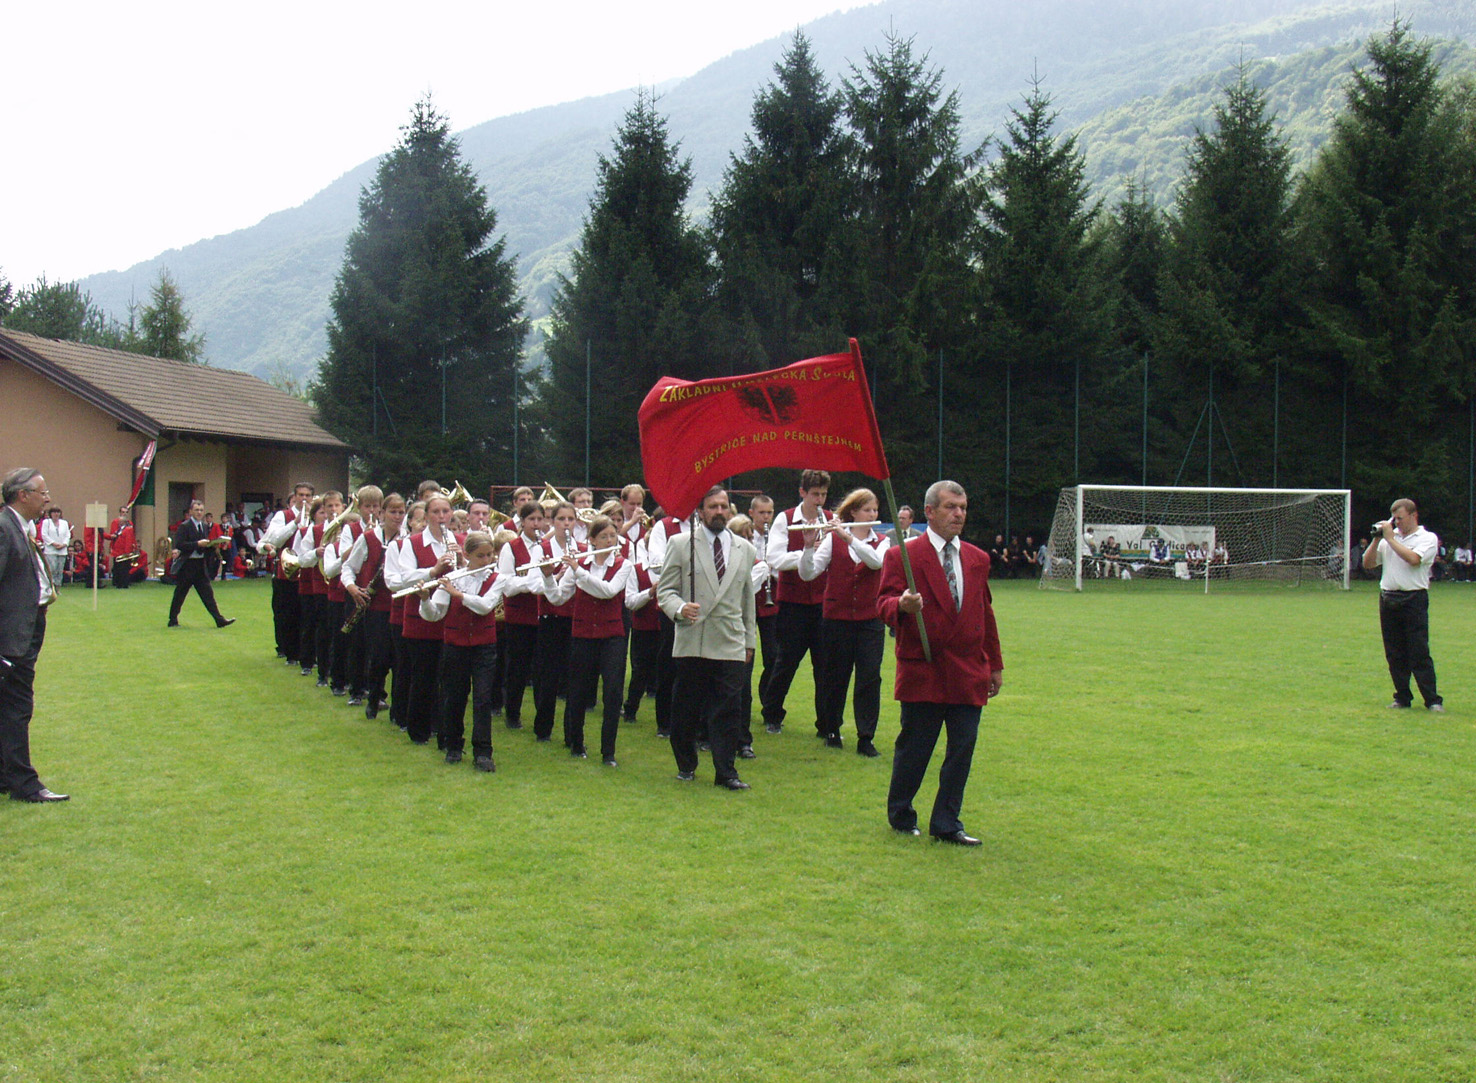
[1363,498,1443,712]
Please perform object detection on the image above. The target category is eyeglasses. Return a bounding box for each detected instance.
[25,488,49,497]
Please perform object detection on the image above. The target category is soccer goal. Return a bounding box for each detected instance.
[1040,486,1352,591]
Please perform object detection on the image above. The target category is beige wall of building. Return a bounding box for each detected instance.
[1,355,349,560]
[0,357,147,526]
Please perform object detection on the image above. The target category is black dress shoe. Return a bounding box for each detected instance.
[932,830,982,846]
[715,777,750,790]
[892,825,921,836]
[676,771,695,782]
[316,677,329,688]
[11,787,69,803]
[347,696,364,707]
[331,686,347,697]
[655,729,671,739]
[505,719,523,730]
[167,619,179,627]
[737,745,757,760]
[857,739,880,758]
[764,722,783,734]
[445,749,463,765]
[824,733,844,749]
[474,755,496,773]
[215,617,235,628]
[364,702,379,720]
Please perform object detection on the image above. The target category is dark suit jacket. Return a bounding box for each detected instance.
[169,516,211,577]
[0,506,44,657]
[877,532,1003,707]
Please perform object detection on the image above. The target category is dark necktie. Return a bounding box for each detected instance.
[942,539,960,609]
[713,534,725,581]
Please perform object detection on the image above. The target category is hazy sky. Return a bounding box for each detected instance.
[4,0,864,289]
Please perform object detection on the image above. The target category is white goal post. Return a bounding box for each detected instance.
[1040,485,1352,591]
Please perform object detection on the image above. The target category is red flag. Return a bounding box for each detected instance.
[638,339,889,518]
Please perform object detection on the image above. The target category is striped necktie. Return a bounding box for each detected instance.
[942,539,960,609]
[713,534,725,581]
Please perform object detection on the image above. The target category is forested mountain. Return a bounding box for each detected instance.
[78,0,1475,380]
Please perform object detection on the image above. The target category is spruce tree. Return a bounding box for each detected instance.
[975,80,1113,527]
[137,270,206,364]
[709,31,854,368]
[2,275,125,347]
[542,90,711,484]
[314,99,526,491]
[1299,21,1476,429]
[1153,70,1302,486]
[842,31,978,494]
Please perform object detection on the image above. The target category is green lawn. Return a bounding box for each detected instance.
[3,578,1472,1082]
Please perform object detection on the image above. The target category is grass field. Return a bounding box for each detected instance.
[3,578,1473,1082]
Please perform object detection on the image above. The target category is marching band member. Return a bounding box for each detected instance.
[293,496,328,677]
[618,484,648,556]
[308,490,345,689]
[507,486,535,529]
[642,507,689,739]
[621,543,662,724]
[726,514,765,759]
[532,502,583,743]
[393,493,459,746]
[104,508,138,589]
[417,531,509,770]
[542,515,631,764]
[568,488,595,545]
[747,494,780,728]
[40,508,71,585]
[798,487,890,756]
[342,491,401,719]
[382,500,426,730]
[496,502,546,731]
[261,482,314,663]
[332,485,381,705]
[760,469,832,735]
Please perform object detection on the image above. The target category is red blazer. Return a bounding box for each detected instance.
[877,533,1003,707]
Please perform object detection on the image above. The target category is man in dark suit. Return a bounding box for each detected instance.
[876,480,1003,845]
[168,499,235,629]
[0,468,68,802]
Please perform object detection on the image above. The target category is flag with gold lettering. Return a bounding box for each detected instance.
[638,339,889,518]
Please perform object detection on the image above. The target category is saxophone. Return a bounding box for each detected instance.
[340,557,382,634]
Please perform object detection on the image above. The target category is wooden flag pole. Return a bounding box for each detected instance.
[882,477,931,663]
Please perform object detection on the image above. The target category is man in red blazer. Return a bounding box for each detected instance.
[876,480,1003,845]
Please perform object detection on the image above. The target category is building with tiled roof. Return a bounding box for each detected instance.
[0,328,349,566]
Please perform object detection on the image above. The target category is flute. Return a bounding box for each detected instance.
[787,517,841,534]
[389,565,483,599]
[515,544,620,576]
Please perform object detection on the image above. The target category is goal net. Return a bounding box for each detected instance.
[1040,486,1351,590]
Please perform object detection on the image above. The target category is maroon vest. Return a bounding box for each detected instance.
[821,532,884,621]
[442,572,500,647]
[299,523,325,597]
[362,530,391,613]
[629,564,661,632]
[502,534,540,626]
[400,534,446,641]
[572,558,626,639]
[776,506,830,606]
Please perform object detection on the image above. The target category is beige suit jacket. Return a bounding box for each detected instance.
[657,529,757,662]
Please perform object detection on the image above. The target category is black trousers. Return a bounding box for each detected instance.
[671,656,746,782]
[500,622,538,726]
[752,611,778,720]
[623,626,660,719]
[388,623,407,727]
[363,610,392,713]
[1379,589,1441,707]
[401,635,443,744]
[170,559,224,623]
[816,617,885,740]
[315,595,336,682]
[760,601,824,729]
[111,558,132,589]
[653,613,676,734]
[0,607,46,798]
[272,578,299,661]
[533,615,572,741]
[298,593,321,670]
[565,635,627,758]
[439,641,498,756]
[342,601,368,696]
[887,701,981,837]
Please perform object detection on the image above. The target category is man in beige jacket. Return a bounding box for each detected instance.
[658,486,757,789]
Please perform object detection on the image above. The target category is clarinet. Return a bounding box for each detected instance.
[760,527,774,607]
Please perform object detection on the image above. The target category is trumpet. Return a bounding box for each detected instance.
[389,565,483,599]
[515,544,619,575]
[321,495,361,549]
